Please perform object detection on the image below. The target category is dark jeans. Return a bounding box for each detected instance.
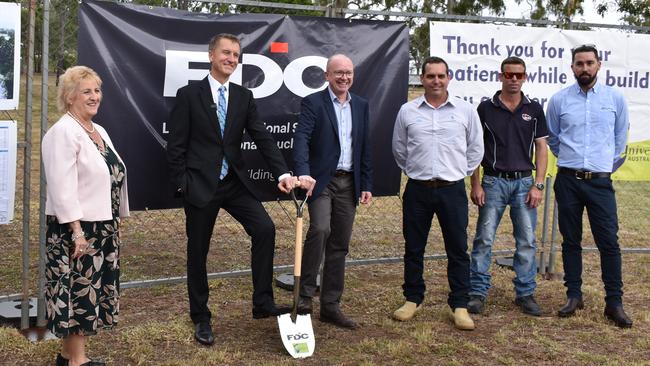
[554,173,623,307]
[184,174,277,324]
[300,175,356,312]
[401,179,470,309]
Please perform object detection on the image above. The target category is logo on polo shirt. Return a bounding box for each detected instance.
[521,113,532,121]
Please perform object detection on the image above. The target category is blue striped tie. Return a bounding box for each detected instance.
[217,86,228,180]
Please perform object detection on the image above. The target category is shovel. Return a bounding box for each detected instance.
[277,188,315,358]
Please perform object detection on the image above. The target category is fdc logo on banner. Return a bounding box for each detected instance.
[163,51,328,99]
[78,0,409,209]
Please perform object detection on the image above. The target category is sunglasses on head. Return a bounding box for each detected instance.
[502,72,526,80]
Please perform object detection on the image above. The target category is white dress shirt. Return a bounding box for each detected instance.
[392,95,484,181]
[327,86,353,171]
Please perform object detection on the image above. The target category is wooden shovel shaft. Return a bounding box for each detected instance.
[294,217,303,276]
[291,217,304,322]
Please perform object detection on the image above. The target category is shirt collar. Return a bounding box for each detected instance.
[327,86,351,104]
[208,73,230,93]
[491,91,531,107]
[572,79,600,95]
[417,93,455,109]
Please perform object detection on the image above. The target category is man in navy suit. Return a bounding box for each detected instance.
[293,54,373,329]
[166,33,296,345]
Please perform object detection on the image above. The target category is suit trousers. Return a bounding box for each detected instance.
[401,179,470,309]
[553,173,623,306]
[184,174,277,324]
[300,174,357,312]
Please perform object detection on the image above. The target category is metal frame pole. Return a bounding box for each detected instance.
[548,195,559,274]
[538,176,553,275]
[21,0,37,330]
[37,0,51,328]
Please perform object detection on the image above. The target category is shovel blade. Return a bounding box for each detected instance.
[277,313,315,358]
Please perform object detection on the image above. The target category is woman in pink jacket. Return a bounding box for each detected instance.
[42,66,129,366]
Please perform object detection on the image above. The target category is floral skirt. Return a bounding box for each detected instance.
[44,216,121,338]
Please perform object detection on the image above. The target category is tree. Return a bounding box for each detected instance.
[518,0,585,24]
[596,0,650,28]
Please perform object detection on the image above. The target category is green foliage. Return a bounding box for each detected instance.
[237,0,322,16]
[20,0,647,83]
[596,0,650,28]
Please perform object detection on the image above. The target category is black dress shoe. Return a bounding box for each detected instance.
[252,303,292,319]
[467,295,486,314]
[515,295,542,316]
[55,353,68,366]
[604,305,633,328]
[194,322,214,345]
[297,297,313,315]
[558,297,584,317]
[320,309,358,329]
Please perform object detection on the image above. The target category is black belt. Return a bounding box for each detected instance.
[409,178,460,188]
[483,168,532,180]
[334,170,352,177]
[558,167,611,180]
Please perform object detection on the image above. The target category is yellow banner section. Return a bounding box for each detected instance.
[614,140,650,181]
[544,140,650,181]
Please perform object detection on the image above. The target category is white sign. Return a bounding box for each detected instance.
[430,22,650,143]
[0,2,21,110]
[0,120,17,223]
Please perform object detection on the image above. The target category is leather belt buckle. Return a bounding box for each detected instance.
[575,170,591,180]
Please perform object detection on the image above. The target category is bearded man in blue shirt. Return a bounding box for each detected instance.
[546,44,632,328]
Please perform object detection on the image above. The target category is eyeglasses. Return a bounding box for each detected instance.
[502,72,526,80]
[331,71,353,78]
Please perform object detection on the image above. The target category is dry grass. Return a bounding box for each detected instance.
[5,256,649,365]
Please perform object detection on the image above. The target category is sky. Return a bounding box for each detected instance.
[502,0,622,25]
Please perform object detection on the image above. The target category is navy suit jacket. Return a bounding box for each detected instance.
[166,77,288,207]
[293,88,373,203]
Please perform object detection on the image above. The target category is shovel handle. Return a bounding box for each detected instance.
[294,217,303,277]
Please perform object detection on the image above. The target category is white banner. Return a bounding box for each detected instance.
[0,120,17,223]
[0,2,21,110]
[430,22,650,180]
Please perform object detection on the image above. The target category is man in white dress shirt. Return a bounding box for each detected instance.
[391,56,484,330]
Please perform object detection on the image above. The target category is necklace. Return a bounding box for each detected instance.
[67,111,95,133]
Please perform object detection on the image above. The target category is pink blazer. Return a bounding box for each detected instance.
[42,114,129,223]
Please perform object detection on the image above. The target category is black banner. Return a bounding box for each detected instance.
[78,0,409,210]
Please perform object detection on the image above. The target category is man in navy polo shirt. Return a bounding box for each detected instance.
[467,56,548,316]
[547,44,632,328]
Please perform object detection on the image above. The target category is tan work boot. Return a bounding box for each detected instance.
[392,301,422,321]
[449,308,475,330]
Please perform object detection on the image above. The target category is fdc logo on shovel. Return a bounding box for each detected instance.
[277,187,315,359]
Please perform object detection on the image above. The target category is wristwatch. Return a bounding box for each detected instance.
[534,182,545,191]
